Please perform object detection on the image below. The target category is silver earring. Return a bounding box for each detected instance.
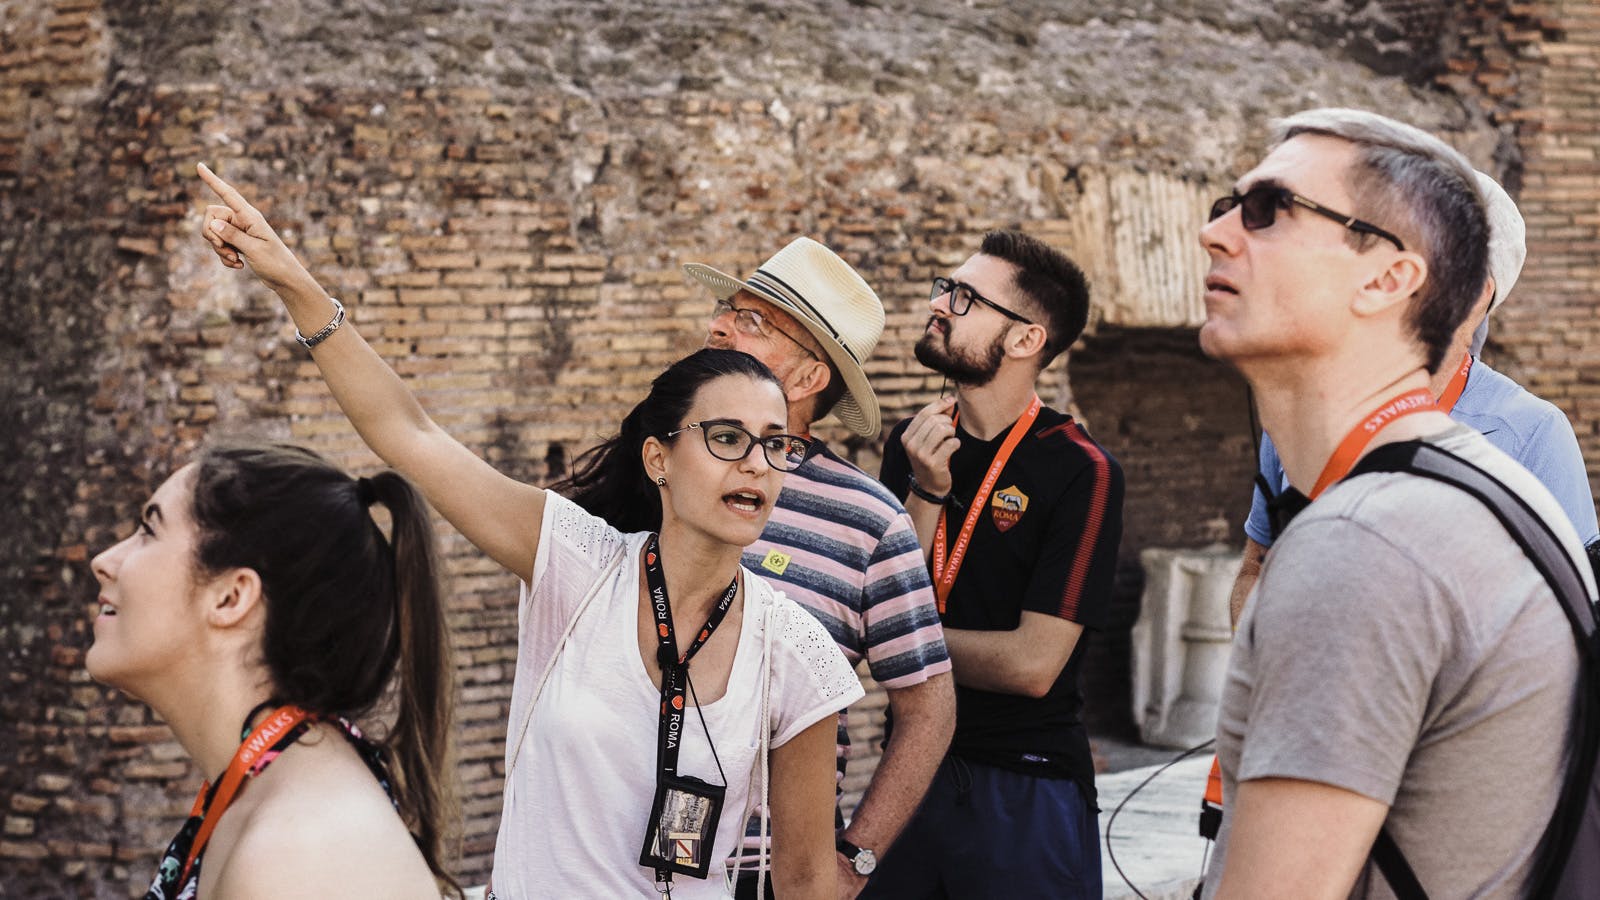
[656,476,666,486]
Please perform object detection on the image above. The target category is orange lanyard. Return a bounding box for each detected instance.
[1307,388,1438,499]
[1436,353,1472,414]
[931,394,1041,614]
[1205,375,1458,817]
[180,705,312,885]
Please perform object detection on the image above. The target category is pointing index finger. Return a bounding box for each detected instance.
[197,162,252,213]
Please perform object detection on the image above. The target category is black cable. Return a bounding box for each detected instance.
[1246,385,1280,507]
[1246,384,1262,473]
[1104,738,1216,900]
[684,670,728,787]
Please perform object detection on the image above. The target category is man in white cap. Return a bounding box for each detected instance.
[1226,169,1598,624]
[687,238,956,899]
[1197,108,1591,897]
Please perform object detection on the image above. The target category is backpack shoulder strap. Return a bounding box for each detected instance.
[1370,827,1429,900]
[1351,441,1595,641]
[1349,440,1599,900]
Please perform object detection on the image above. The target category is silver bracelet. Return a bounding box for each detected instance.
[294,297,346,350]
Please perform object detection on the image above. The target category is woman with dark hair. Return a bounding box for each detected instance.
[89,442,457,899]
[196,165,861,898]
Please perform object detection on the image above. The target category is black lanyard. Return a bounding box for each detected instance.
[643,534,738,777]
[641,536,737,893]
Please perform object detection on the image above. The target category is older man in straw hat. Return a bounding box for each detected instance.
[1227,168,1599,624]
[688,238,956,899]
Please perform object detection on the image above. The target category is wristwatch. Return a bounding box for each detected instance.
[836,836,878,876]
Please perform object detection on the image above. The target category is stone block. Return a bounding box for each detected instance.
[1130,546,1238,749]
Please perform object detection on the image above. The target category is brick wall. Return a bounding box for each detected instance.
[3,1,1569,896]
[1070,328,1257,739]
[1456,1,1600,487]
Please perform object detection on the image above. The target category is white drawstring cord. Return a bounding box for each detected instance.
[756,594,776,899]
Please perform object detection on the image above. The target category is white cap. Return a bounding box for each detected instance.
[1475,170,1526,313]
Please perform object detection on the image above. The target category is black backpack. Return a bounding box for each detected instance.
[1350,441,1600,900]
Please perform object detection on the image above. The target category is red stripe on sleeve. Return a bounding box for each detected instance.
[1053,422,1112,621]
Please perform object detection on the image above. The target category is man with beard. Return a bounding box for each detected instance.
[869,230,1124,899]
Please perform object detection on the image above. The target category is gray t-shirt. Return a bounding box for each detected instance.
[1205,426,1592,899]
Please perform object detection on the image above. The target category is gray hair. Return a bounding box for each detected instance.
[1271,108,1490,374]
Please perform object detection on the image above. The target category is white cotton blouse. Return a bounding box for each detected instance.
[489,493,865,898]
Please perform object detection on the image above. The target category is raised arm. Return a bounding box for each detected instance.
[197,163,545,581]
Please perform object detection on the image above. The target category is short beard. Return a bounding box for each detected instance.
[914,322,1007,387]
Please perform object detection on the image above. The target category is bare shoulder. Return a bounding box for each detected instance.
[208,730,443,898]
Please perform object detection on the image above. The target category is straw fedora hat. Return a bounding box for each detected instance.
[684,237,886,438]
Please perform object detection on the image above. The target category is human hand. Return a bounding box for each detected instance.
[196,162,317,296]
[900,395,958,496]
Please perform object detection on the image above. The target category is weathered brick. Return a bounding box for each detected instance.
[8,795,47,815]
[33,774,71,794]
[10,7,1600,895]
[0,840,48,860]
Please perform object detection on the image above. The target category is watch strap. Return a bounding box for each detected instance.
[907,472,951,505]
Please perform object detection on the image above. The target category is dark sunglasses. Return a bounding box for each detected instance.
[665,420,812,473]
[929,276,1033,324]
[1209,184,1406,252]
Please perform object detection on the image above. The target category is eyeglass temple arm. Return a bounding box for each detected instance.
[1290,195,1403,249]
[1289,194,1336,220]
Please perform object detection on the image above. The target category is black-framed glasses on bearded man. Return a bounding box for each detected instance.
[711,298,820,361]
[929,276,1034,324]
[665,420,813,473]
[1209,182,1407,252]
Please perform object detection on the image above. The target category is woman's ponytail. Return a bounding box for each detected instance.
[188,443,461,896]
[365,470,460,897]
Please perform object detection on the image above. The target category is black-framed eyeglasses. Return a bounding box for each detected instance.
[929,276,1033,323]
[1209,183,1406,252]
[711,298,819,361]
[665,419,813,473]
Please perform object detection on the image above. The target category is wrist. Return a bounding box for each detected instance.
[907,472,951,505]
[293,296,346,350]
[279,270,328,303]
[836,835,878,876]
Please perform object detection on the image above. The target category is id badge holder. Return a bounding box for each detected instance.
[638,772,726,880]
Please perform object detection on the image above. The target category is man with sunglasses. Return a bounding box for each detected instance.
[687,237,956,900]
[1197,109,1592,898]
[869,230,1123,899]
[1224,170,1597,626]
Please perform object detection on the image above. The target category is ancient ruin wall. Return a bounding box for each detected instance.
[1,1,1553,894]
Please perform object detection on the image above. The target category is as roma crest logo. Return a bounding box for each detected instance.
[991,485,1029,533]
